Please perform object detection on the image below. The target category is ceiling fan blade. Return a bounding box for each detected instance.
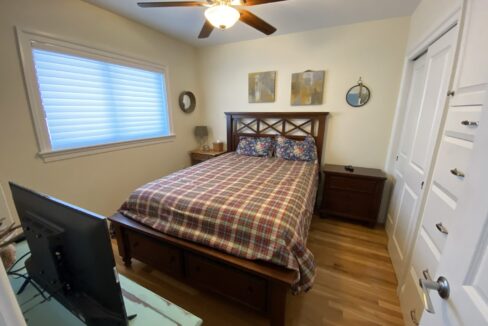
[198,20,214,39]
[137,1,207,8]
[239,0,286,6]
[238,9,277,35]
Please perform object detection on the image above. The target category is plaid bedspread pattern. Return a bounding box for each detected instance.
[119,152,318,292]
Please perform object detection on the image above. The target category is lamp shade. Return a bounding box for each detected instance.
[194,126,208,138]
[204,5,240,30]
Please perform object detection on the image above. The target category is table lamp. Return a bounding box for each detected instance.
[194,126,209,150]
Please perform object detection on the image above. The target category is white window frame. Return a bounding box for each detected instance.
[16,27,175,162]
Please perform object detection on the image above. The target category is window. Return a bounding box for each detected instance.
[17,30,173,161]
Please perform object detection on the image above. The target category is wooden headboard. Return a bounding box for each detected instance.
[225,112,329,164]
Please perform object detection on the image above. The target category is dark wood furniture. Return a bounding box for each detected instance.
[110,112,328,326]
[226,111,328,165]
[190,149,226,165]
[320,164,386,227]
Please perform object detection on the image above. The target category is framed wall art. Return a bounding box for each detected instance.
[291,70,325,106]
[248,71,276,103]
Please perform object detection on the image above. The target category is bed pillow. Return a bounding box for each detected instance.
[236,136,274,157]
[275,135,317,161]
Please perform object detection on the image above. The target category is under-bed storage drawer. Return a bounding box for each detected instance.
[191,152,212,162]
[184,253,267,312]
[126,230,183,277]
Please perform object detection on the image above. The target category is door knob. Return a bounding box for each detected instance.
[419,274,450,313]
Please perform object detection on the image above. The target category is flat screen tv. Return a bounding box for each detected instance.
[9,182,130,326]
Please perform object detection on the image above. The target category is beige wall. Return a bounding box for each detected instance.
[0,0,201,221]
[406,0,462,52]
[0,3,412,223]
[198,17,410,168]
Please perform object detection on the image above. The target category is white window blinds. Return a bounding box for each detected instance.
[31,48,170,151]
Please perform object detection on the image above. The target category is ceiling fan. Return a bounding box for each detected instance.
[137,0,286,39]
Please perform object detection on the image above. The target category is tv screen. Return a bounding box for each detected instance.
[10,182,129,326]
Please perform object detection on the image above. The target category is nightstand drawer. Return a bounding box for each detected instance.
[192,153,212,162]
[327,175,378,194]
[190,149,226,166]
[323,190,375,221]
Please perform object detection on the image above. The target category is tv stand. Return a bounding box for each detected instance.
[69,292,131,325]
[16,275,31,295]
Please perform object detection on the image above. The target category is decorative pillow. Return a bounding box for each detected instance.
[236,137,274,157]
[275,135,317,161]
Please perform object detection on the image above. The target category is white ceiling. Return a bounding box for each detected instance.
[85,0,420,47]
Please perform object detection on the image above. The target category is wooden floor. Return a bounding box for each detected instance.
[113,216,403,325]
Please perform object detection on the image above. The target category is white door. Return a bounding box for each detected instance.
[387,53,427,276]
[387,26,458,281]
[420,93,488,326]
[418,0,488,323]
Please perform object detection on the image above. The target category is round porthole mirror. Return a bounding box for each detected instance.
[179,91,196,113]
[346,78,371,108]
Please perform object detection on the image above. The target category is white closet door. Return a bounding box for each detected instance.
[420,93,488,326]
[417,0,488,323]
[387,26,458,282]
[387,54,427,276]
[450,0,488,107]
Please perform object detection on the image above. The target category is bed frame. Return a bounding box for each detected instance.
[109,112,328,326]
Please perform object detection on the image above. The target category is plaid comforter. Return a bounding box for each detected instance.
[119,152,318,292]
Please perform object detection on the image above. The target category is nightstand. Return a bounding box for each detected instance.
[190,149,226,165]
[320,164,387,227]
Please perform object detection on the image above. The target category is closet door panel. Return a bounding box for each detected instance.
[410,43,457,170]
[450,0,488,106]
[395,186,419,257]
[386,55,427,240]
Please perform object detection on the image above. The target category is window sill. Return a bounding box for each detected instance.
[38,135,176,162]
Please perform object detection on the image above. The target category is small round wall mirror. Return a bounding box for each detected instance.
[179,91,196,113]
[346,78,371,108]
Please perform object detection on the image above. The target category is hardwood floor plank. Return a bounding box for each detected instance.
[113,216,403,325]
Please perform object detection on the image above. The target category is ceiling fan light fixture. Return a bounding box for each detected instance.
[204,4,240,30]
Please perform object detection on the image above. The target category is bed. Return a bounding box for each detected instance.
[109,112,328,326]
